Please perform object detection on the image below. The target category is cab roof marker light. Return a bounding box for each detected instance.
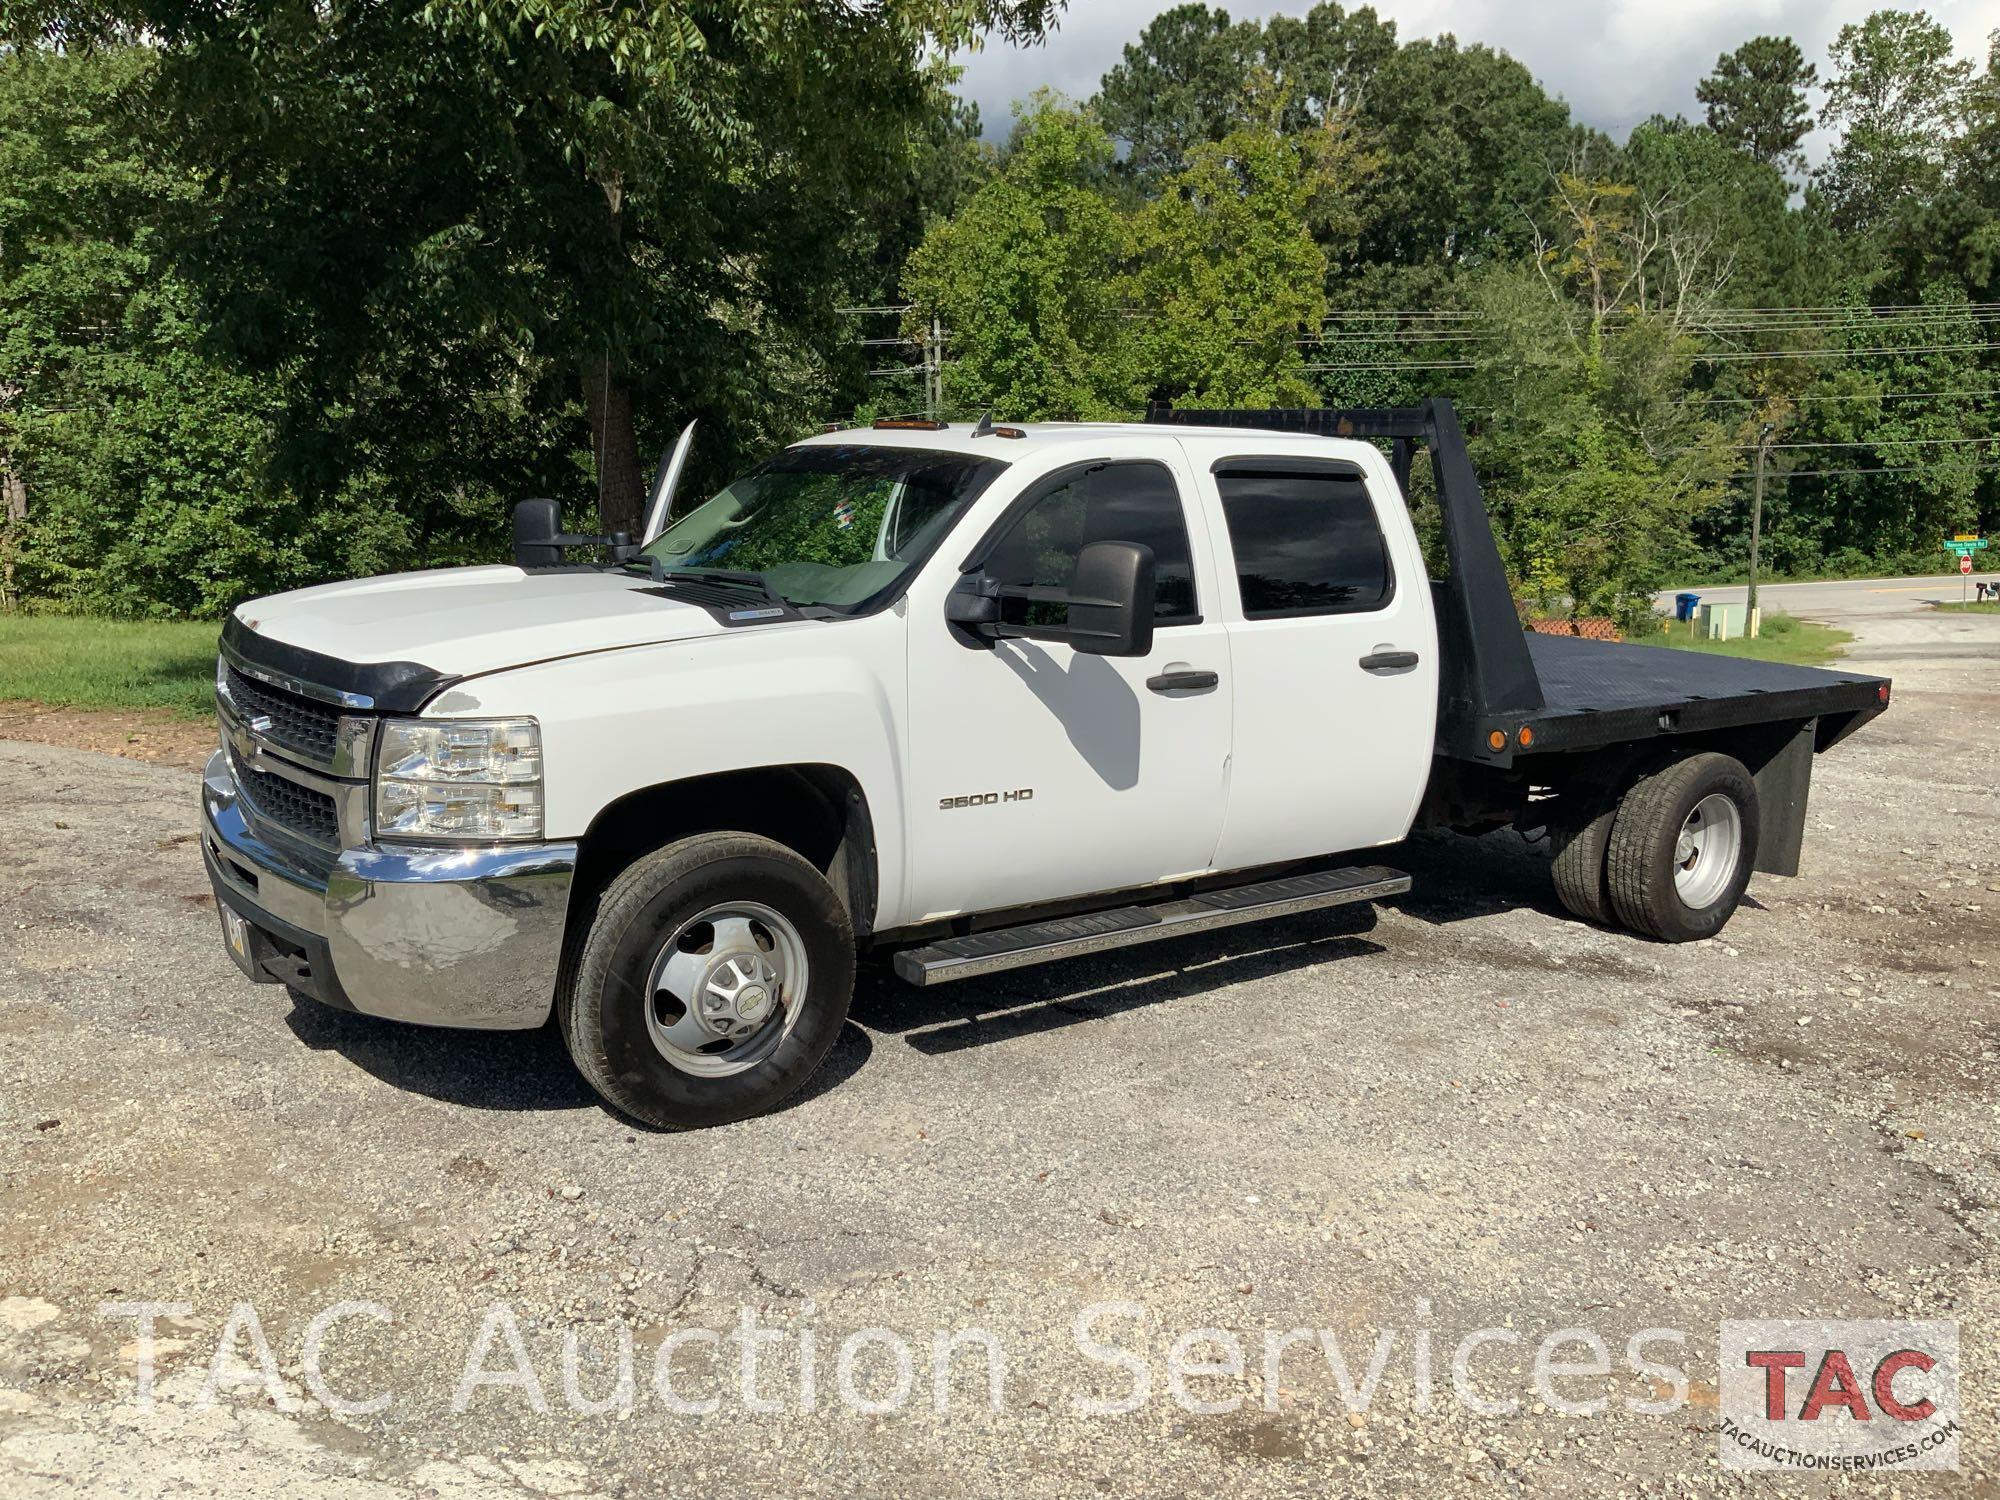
[872,418,949,431]
[972,412,1032,440]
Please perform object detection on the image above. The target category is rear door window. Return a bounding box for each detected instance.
[1213,464,1393,618]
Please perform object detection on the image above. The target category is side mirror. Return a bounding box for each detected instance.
[513,499,563,568]
[953,540,1156,657]
[512,498,634,567]
[1065,540,1156,657]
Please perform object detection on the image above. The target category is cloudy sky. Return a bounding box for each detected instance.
[953,0,2000,151]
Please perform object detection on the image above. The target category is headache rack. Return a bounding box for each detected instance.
[1144,399,1890,768]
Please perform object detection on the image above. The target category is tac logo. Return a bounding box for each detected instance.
[1719,1320,1959,1472]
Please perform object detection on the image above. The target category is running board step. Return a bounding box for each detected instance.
[891,864,1410,987]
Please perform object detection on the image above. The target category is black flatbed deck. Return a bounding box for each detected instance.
[1487,633,1889,761]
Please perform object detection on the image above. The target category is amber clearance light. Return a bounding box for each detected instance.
[1487,729,1507,752]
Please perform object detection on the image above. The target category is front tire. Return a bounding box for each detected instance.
[561,832,855,1128]
[1606,753,1759,942]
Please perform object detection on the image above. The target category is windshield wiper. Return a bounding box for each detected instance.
[624,559,837,620]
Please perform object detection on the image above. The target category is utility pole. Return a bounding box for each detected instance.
[926,314,943,421]
[1747,421,1773,629]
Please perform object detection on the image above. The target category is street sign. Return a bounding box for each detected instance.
[1945,536,1989,556]
[1962,555,1974,575]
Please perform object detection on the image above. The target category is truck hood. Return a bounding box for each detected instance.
[232,565,755,684]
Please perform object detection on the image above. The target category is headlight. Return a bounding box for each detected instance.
[374,718,543,841]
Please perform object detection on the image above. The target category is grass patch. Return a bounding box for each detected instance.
[0,616,219,717]
[1637,611,1852,666]
[1933,600,2000,614]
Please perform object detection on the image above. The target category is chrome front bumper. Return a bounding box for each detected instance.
[202,749,577,1030]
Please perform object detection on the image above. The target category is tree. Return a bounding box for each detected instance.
[1787,284,1991,554]
[1127,123,1330,406]
[1697,35,1817,176]
[1262,2,1399,133]
[1818,9,1976,232]
[8,1,1059,541]
[1095,3,1262,182]
[1623,118,1844,311]
[1347,35,1571,277]
[0,44,321,616]
[902,98,1139,420]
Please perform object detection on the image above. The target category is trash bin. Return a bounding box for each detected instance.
[1674,592,1700,622]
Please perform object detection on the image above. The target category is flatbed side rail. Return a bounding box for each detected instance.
[1145,399,1544,761]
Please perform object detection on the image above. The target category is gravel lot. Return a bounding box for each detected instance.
[2,582,1995,1497]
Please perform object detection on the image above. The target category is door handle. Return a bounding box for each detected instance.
[1147,669,1219,694]
[1359,650,1420,672]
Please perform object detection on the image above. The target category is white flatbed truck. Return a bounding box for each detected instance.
[202,402,1891,1126]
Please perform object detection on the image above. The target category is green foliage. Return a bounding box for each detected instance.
[3,0,1060,565]
[0,2,1994,631]
[0,47,308,617]
[1128,125,1330,405]
[1697,36,1817,175]
[1461,257,1733,629]
[903,97,1336,416]
[903,98,1140,419]
[1095,4,1264,182]
[1350,35,1572,276]
[1819,9,1977,232]
[1783,283,1992,553]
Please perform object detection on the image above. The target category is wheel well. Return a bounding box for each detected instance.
[569,766,877,938]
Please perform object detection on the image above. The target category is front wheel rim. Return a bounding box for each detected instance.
[643,901,809,1078]
[1673,792,1743,910]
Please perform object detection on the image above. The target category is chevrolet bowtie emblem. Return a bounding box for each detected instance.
[248,714,274,734]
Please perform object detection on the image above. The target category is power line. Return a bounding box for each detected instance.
[1741,436,1997,450]
[1318,300,2000,320]
[1698,342,1994,362]
[1681,388,1999,406]
[1679,435,1999,454]
[1304,340,1996,373]
[1748,462,2000,479]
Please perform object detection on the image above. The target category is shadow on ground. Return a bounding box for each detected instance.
[280,830,1573,1106]
[283,995,873,1125]
[852,908,1386,1055]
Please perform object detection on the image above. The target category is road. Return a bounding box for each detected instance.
[1658,572,1994,622]
[1,586,1996,1497]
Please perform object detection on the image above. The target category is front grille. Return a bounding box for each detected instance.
[224,666,342,764]
[237,762,340,847]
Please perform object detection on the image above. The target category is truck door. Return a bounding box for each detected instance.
[903,452,1233,920]
[1201,455,1439,869]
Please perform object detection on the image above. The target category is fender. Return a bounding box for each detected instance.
[421,610,913,931]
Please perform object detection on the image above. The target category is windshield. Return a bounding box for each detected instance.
[640,444,1008,614]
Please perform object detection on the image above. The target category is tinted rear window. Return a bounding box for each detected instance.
[1215,467,1393,618]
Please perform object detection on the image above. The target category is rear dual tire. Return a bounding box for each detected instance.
[1554,752,1760,943]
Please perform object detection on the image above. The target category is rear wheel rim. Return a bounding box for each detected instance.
[644,901,809,1078]
[1673,792,1742,910]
